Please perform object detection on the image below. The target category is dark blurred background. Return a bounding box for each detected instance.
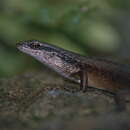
[0,0,130,77]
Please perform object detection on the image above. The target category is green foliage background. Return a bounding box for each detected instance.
[0,0,130,77]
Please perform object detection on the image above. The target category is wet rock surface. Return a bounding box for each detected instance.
[0,71,130,130]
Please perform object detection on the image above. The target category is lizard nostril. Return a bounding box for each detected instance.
[16,41,25,48]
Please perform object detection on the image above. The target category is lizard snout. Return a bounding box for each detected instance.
[16,41,29,48]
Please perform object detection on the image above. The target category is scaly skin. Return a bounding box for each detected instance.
[17,40,130,110]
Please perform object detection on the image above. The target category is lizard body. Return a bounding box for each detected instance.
[17,40,130,106]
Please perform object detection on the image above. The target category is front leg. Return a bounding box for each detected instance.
[79,65,88,92]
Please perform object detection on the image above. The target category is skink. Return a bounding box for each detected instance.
[17,40,130,109]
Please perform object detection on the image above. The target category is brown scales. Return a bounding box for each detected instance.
[17,40,130,110]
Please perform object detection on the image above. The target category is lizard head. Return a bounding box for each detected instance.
[17,40,80,80]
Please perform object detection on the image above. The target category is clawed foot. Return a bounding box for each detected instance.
[79,85,87,93]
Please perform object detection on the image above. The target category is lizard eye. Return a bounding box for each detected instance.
[30,43,41,49]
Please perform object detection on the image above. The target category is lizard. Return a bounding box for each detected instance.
[17,40,130,110]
